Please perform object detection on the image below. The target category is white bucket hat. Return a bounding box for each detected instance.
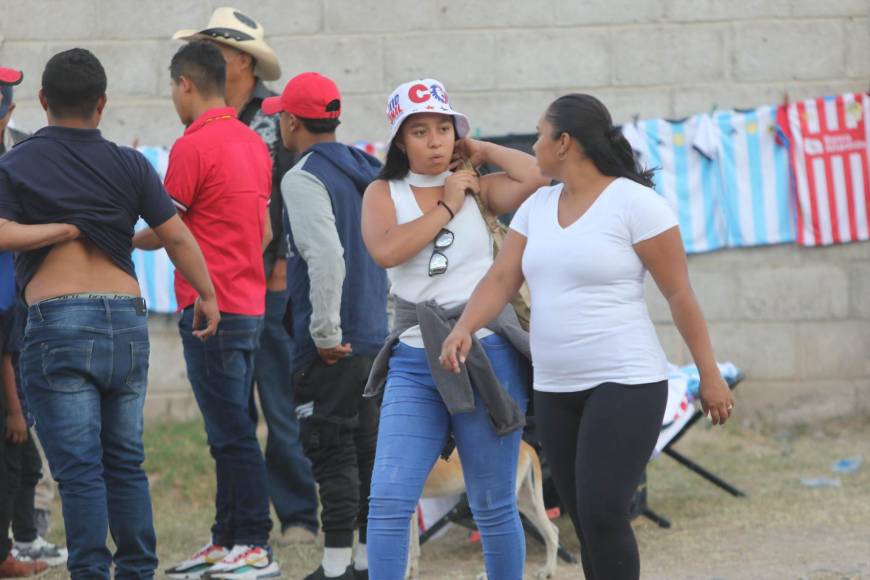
[173,6,281,81]
[386,79,471,146]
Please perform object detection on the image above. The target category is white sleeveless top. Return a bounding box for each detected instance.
[387,176,494,347]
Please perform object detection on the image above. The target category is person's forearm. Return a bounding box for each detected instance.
[132,227,164,250]
[162,230,216,301]
[455,267,520,335]
[307,250,345,348]
[0,220,78,252]
[1,355,22,416]
[369,204,453,268]
[668,289,719,377]
[482,142,542,185]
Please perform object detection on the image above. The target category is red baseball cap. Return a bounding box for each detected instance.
[0,67,23,86]
[261,72,341,119]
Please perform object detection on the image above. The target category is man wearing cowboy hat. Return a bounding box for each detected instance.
[174,7,320,546]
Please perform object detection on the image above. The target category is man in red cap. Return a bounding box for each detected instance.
[261,73,387,580]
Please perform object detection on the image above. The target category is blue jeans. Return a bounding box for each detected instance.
[21,298,157,579]
[367,334,529,580]
[252,289,318,533]
[179,308,272,547]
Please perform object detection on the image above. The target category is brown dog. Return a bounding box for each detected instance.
[407,440,559,579]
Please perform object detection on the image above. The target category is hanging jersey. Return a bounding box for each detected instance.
[133,146,177,313]
[622,115,727,254]
[777,92,870,246]
[712,106,795,247]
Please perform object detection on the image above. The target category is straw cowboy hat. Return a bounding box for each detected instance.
[173,6,281,81]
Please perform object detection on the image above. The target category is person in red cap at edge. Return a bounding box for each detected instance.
[262,73,387,580]
[133,42,279,579]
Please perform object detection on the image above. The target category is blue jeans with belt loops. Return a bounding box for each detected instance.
[21,297,157,579]
[367,333,529,580]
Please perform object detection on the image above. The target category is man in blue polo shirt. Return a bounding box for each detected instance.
[0,48,219,580]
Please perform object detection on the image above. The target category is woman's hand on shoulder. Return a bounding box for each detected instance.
[450,138,489,169]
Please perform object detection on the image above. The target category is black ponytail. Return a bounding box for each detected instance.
[545,94,655,188]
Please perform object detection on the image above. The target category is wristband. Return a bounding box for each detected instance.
[437,200,455,220]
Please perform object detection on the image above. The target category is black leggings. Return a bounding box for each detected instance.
[535,381,668,580]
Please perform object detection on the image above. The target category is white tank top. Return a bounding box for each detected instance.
[387,176,494,347]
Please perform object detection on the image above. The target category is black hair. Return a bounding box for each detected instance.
[170,41,226,98]
[377,115,458,181]
[545,93,654,187]
[298,116,341,134]
[41,48,107,119]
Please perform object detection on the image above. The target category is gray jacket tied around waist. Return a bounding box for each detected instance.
[364,296,531,436]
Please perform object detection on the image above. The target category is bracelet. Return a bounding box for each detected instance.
[437,200,455,220]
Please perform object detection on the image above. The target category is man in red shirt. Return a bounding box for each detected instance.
[133,42,278,579]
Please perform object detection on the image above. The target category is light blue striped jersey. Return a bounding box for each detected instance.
[712,106,795,247]
[622,115,727,254]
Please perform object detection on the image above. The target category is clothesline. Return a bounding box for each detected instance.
[133,91,870,313]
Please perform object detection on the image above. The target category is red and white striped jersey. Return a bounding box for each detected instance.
[777,93,870,246]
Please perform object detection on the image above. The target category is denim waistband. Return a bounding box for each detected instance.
[28,295,148,320]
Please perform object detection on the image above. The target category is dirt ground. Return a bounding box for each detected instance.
[39,415,870,579]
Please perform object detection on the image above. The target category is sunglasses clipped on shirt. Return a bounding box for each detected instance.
[428,228,454,277]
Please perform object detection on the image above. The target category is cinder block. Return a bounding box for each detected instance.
[382,32,496,92]
[98,0,208,40]
[0,0,100,41]
[799,239,870,263]
[736,379,869,427]
[850,263,870,319]
[737,265,850,320]
[270,35,383,94]
[690,269,741,322]
[338,92,392,144]
[325,0,438,33]
[613,25,726,86]
[0,42,47,100]
[797,321,870,380]
[731,21,846,82]
[665,0,791,22]
[493,30,610,89]
[457,89,561,137]
[790,0,870,17]
[99,100,184,148]
[706,322,799,380]
[440,0,554,28]
[553,0,664,25]
[672,84,790,119]
[847,18,870,78]
[687,244,803,268]
[592,88,672,125]
[204,0,323,35]
[66,42,165,99]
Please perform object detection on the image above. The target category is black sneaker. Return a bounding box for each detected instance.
[304,566,354,580]
[352,568,368,580]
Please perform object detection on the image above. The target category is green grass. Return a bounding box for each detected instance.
[40,416,870,579]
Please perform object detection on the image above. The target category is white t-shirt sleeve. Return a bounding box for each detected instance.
[509,191,535,237]
[628,189,679,244]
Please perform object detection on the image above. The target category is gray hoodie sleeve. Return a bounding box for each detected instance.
[281,168,345,349]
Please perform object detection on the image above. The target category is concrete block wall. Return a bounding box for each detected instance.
[1,0,868,424]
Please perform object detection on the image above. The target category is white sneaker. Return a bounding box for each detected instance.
[165,542,230,579]
[203,545,280,579]
[13,536,68,567]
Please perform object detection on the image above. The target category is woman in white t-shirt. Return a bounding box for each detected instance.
[441,94,734,580]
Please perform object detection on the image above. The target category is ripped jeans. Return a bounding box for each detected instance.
[292,355,379,549]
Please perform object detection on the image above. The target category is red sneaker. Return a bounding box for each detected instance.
[0,554,48,577]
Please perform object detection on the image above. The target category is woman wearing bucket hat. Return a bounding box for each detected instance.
[440,94,734,580]
[361,79,548,579]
